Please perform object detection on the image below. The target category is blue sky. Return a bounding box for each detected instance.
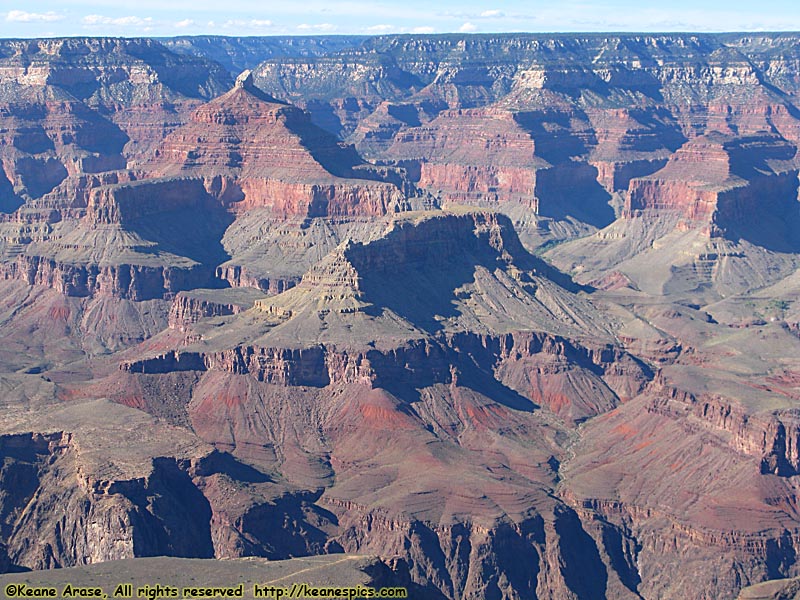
[2,0,799,38]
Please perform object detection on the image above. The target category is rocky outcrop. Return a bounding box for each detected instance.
[147,74,420,219]
[0,254,215,300]
[328,498,588,600]
[0,431,162,569]
[0,431,338,571]
[86,177,213,225]
[646,373,800,476]
[215,264,299,294]
[168,289,264,331]
[328,210,555,280]
[38,170,138,216]
[625,133,798,235]
[122,327,650,423]
[121,341,443,387]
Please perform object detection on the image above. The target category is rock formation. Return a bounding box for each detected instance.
[2,32,800,600]
[0,61,425,301]
[547,131,800,297]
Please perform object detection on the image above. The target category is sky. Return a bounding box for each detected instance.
[1,0,800,38]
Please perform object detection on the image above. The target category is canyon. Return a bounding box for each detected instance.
[1,32,800,599]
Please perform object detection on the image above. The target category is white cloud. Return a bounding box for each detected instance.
[297,22,337,31]
[221,18,273,29]
[6,10,64,23]
[459,22,477,32]
[366,24,394,33]
[411,26,435,33]
[82,14,154,27]
[175,19,195,28]
[479,9,504,18]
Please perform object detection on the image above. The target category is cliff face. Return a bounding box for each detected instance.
[250,33,800,250]
[559,384,800,598]
[146,73,421,219]
[86,177,213,225]
[121,330,649,423]
[168,288,266,331]
[0,428,339,571]
[361,107,543,205]
[0,71,421,301]
[625,133,798,230]
[0,37,231,193]
[0,255,214,300]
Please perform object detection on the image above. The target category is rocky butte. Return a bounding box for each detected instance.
[1,33,800,600]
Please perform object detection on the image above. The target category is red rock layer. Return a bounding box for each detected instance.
[153,87,345,181]
[121,328,650,423]
[586,107,682,192]
[112,101,202,164]
[625,132,799,231]
[233,178,409,218]
[146,76,411,219]
[559,370,800,598]
[380,107,545,205]
[646,373,800,475]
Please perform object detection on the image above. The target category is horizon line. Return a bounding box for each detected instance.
[2,30,800,40]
